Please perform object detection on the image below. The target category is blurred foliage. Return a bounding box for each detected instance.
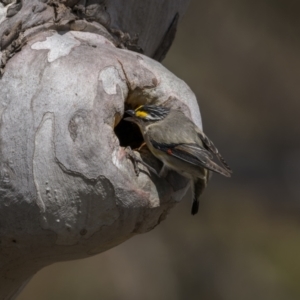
[18,1,300,299]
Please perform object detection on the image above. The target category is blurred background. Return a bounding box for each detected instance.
[18,1,300,299]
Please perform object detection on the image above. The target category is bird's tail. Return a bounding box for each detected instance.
[191,174,209,215]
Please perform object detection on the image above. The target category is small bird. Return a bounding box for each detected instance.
[124,105,232,215]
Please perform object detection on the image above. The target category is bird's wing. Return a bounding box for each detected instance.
[151,141,231,177]
[196,130,232,174]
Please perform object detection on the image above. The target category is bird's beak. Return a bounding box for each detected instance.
[124,110,137,123]
[124,116,135,123]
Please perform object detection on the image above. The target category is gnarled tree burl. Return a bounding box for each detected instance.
[0,1,202,299]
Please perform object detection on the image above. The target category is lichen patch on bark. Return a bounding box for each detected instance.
[0,3,7,25]
[31,31,81,62]
[99,66,127,96]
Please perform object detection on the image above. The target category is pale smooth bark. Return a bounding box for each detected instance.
[0,1,201,299]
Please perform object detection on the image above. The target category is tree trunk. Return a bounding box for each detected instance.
[0,1,201,299]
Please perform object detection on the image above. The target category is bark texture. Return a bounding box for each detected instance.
[0,1,201,299]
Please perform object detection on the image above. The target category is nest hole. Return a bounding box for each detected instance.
[114,115,144,149]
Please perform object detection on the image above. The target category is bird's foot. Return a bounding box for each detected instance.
[125,146,159,177]
[158,165,168,178]
[125,146,140,176]
[136,142,146,151]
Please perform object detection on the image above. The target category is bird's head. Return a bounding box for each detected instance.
[124,105,170,127]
